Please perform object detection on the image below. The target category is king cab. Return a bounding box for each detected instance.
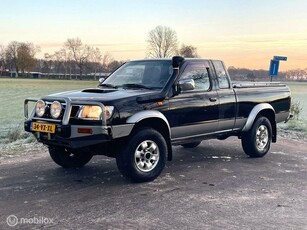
[24,56,291,182]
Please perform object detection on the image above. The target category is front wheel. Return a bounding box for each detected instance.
[241,116,272,158]
[116,128,167,182]
[49,147,93,168]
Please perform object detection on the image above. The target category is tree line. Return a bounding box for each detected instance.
[0,25,199,79]
[1,25,305,81]
[0,38,126,79]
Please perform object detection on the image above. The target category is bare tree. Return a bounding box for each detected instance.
[147,25,178,58]
[90,47,102,79]
[43,53,54,78]
[55,48,73,79]
[65,38,92,79]
[5,41,20,76]
[53,50,63,74]
[107,60,125,73]
[102,52,113,72]
[53,48,71,78]
[0,45,5,76]
[179,44,199,58]
[59,48,70,78]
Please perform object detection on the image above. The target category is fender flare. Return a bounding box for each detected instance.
[126,110,172,161]
[242,103,275,132]
[127,110,171,134]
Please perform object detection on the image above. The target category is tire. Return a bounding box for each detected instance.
[116,128,167,183]
[241,116,272,158]
[181,141,201,148]
[49,147,93,168]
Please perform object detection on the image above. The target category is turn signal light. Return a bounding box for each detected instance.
[77,128,93,134]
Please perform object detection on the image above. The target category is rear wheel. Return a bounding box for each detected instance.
[116,128,167,182]
[49,147,93,168]
[181,141,201,148]
[241,116,272,158]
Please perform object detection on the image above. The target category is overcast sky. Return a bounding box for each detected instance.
[1,0,306,70]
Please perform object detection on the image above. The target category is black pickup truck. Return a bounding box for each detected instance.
[24,56,291,182]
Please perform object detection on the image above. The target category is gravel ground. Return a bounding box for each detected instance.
[0,135,306,229]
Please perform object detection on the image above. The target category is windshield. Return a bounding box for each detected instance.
[102,60,173,89]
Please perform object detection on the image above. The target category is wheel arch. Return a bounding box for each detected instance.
[242,103,277,142]
[126,111,172,161]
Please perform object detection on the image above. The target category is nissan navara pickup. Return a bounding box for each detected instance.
[24,56,291,182]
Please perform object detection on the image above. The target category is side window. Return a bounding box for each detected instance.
[213,61,230,89]
[180,64,210,91]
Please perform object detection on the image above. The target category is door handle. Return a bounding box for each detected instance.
[209,97,217,102]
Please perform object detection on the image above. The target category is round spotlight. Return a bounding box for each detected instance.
[35,100,46,117]
[50,101,62,119]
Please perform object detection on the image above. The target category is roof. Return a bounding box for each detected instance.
[129,57,221,62]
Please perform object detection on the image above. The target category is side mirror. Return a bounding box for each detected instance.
[178,79,195,91]
[99,77,105,83]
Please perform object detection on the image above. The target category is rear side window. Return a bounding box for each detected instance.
[180,64,210,91]
[213,61,230,89]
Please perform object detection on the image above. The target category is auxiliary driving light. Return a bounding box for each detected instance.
[50,101,62,119]
[35,100,46,117]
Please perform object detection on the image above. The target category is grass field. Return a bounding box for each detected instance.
[0,78,306,143]
[283,82,307,132]
[0,78,97,143]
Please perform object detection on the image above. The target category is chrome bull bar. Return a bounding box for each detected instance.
[24,97,106,126]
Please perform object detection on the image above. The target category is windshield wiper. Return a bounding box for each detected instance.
[120,84,153,89]
[99,83,118,88]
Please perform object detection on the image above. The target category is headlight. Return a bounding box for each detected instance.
[35,100,46,117]
[78,106,103,120]
[78,105,114,120]
[50,101,62,119]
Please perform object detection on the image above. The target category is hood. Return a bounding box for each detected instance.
[48,88,159,104]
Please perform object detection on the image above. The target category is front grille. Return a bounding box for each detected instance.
[70,105,81,117]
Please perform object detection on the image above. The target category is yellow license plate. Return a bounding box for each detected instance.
[31,122,56,133]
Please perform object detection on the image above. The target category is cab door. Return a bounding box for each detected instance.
[212,60,236,132]
[167,61,219,140]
